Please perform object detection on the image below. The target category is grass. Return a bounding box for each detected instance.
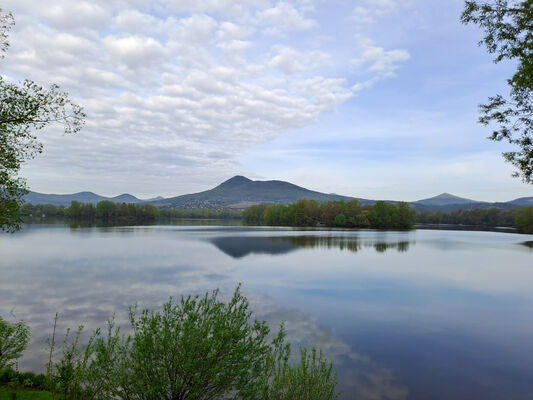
[0,387,54,400]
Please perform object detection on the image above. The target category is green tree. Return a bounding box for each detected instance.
[333,213,347,227]
[461,1,532,182]
[515,205,533,232]
[369,201,396,229]
[395,201,416,229]
[264,204,283,225]
[95,201,116,223]
[243,204,267,225]
[0,317,30,371]
[0,9,85,232]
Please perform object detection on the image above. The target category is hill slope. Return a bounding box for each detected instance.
[413,193,479,206]
[23,178,533,212]
[150,175,365,209]
[506,196,533,206]
[24,191,145,206]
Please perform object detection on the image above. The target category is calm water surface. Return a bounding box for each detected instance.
[1,225,533,400]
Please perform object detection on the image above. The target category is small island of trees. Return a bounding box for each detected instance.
[243,199,417,229]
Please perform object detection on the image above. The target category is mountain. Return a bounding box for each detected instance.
[150,175,368,209]
[410,193,533,212]
[506,196,533,206]
[146,196,165,202]
[413,193,479,207]
[23,178,533,212]
[24,191,145,206]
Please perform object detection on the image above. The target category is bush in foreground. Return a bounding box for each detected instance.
[0,317,30,371]
[48,286,339,400]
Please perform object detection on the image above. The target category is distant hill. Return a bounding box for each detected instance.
[506,196,533,206]
[413,193,480,207]
[24,191,146,206]
[23,177,533,212]
[150,175,368,209]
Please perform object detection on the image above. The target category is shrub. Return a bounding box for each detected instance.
[50,286,339,400]
[0,317,30,371]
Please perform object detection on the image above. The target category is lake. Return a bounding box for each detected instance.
[1,224,533,399]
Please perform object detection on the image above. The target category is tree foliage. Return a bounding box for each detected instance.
[260,334,338,400]
[244,199,416,229]
[0,317,30,371]
[0,9,85,232]
[461,0,533,182]
[515,205,533,232]
[48,286,339,400]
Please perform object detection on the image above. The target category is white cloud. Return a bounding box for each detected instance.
[216,21,253,41]
[112,10,162,35]
[351,38,410,77]
[40,1,111,31]
[352,0,397,25]
[350,38,410,90]
[103,35,167,69]
[1,0,412,195]
[268,46,330,74]
[256,2,317,35]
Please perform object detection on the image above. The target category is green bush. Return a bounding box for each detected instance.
[0,369,47,391]
[0,317,30,371]
[50,286,339,400]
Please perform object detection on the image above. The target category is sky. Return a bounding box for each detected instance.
[2,0,532,202]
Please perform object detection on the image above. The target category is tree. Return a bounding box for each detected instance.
[95,201,116,223]
[461,1,532,182]
[515,205,533,232]
[0,316,30,371]
[333,213,347,227]
[0,9,85,232]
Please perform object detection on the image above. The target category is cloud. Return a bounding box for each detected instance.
[268,46,330,74]
[1,0,411,196]
[103,35,167,69]
[39,1,111,31]
[352,0,398,25]
[112,9,162,36]
[256,2,317,35]
[350,38,410,91]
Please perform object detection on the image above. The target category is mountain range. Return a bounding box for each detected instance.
[23,191,163,207]
[24,176,533,211]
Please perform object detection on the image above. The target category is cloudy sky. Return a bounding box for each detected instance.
[2,0,532,201]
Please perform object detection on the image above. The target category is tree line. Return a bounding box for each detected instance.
[243,199,417,229]
[19,200,533,233]
[417,206,533,233]
[159,207,242,220]
[21,201,160,224]
[20,201,242,224]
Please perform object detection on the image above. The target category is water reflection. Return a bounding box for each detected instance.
[209,236,297,258]
[254,293,409,399]
[2,226,533,400]
[210,235,413,258]
[521,240,533,249]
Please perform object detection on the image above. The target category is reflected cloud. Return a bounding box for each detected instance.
[0,226,408,400]
[3,225,533,399]
[210,235,414,258]
[247,292,409,400]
